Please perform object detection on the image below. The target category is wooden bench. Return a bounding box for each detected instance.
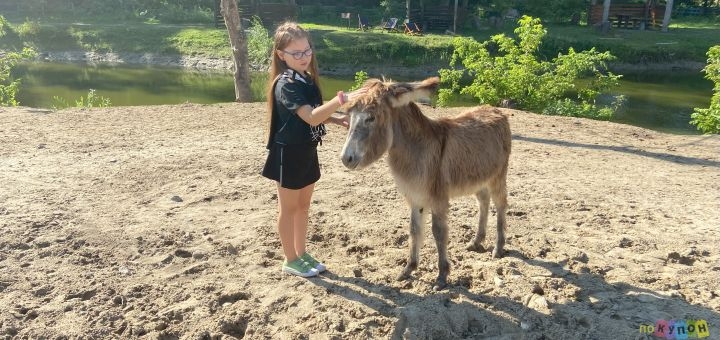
[589,4,665,29]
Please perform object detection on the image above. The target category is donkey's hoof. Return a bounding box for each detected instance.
[466,242,485,252]
[492,248,504,258]
[433,278,448,291]
[396,267,413,281]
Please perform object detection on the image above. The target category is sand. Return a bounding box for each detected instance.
[1,103,718,339]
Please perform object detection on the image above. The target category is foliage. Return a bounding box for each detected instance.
[2,0,215,24]
[691,45,720,134]
[152,4,213,24]
[438,16,622,120]
[543,96,625,120]
[1,15,37,106]
[379,0,405,18]
[517,0,586,24]
[16,19,41,40]
[52,89,112,110]
[351,70,369,91]
[246,16,272,69]
[0,15,8,37]
[0,47,36,106]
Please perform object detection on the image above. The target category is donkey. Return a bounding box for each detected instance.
[340,77,511,290]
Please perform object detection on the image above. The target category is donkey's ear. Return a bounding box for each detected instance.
[389,77,440,108]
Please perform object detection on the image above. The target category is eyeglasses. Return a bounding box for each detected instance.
[282,48,313,60]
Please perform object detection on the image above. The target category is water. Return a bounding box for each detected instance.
[611,71,713,134]
[13,62,714,134]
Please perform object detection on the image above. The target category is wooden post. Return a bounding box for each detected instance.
[662,0,674,32]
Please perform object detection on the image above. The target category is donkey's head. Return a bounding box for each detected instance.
[340,76,439,169]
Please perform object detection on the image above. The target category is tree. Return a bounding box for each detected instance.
[220,0,252,102]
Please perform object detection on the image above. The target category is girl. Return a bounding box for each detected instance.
[261,22,365,277]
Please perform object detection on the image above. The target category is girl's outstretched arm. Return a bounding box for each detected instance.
[295,88,366,126]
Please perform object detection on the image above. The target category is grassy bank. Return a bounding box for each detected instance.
[2,17,720,70]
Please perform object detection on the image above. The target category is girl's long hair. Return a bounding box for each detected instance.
[265,22,321,139]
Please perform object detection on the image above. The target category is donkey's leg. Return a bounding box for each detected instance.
[466,188,490,252]
[491,178,508,259]
[431,206,450,290]
[398,205,426,281]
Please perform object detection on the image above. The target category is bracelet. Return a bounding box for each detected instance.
[337,90,346,105]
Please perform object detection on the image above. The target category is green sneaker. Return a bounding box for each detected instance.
[282,258,319,277]
[301,252,327,272]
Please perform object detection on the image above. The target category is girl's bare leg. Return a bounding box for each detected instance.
[276,183,302,262]
[293,183,315,257]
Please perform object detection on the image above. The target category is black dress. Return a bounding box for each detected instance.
[261,70,326,189]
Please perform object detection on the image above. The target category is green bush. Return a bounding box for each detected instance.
[0,47,36,106]
[246,16,273,69]
[155,4,213,24]
[691,45,720,134]
[1,15,37,106]
[438,16,622,120]
[351,70,369,90]
[52,89,112,110]
[16,18,41,40]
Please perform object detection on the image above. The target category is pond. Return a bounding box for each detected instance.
[13,62,714,134]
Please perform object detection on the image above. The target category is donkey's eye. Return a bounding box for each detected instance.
[365,116,375,123]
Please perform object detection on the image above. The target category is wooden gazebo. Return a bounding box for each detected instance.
[590,0,675,31]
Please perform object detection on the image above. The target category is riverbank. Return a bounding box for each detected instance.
[37,50,705,77]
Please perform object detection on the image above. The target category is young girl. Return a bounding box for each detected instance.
[261,22,365,277]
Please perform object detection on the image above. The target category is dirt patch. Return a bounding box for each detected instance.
[0,103,718,339]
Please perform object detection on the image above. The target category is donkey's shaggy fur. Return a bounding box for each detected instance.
[340,77,511,290]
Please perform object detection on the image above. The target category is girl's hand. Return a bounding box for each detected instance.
[346,87,368,102]
[338,114,350,128]
[328,113,350,129]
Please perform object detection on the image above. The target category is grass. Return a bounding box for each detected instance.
[2,15,720,69]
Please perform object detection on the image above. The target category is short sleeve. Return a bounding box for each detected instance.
[278,81,311,113]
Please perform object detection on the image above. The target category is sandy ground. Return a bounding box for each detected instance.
[1,102,719,339]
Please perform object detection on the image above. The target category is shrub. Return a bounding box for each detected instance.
[16,19,41,40]
[351,70,369,91]
[155,4,213,24]
[52,89,112,110]
[0,48,36,106]
[246,16,273,70]
[691,45,720,134]
[438,16,622,120]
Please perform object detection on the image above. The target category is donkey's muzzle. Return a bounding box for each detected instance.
[341,154,360,169]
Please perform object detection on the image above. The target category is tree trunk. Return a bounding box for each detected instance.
[601,0,611,33]
[453,0,458,33]
[406,0,410,21]
[220,0,252,102]
[602,0,611,23]
[662,0,674,32]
